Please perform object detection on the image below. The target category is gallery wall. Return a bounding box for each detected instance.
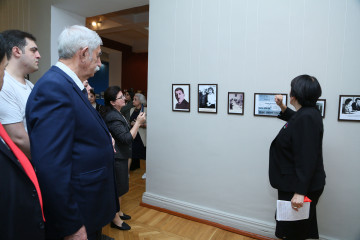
[145,0,360,239]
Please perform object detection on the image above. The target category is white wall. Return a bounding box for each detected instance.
[145,0,360,239]
[51,7,86,65]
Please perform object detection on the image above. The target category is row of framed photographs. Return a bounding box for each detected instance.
[172,84,360,122]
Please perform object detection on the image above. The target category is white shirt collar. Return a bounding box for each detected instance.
[55,61,85,91]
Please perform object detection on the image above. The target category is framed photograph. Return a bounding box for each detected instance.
[172,84,190,112]
[316,99,326,118]
[254,93,287,117]
[338,95,360,122]
[228,92,244,115]
[198,84,218,113]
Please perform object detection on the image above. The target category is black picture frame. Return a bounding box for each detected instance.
[228,92,244,115]
[254,93,287,117]
[338,95,360,122]
[198,84,218,114]
[316,99,326,118]
[172,84,190,112]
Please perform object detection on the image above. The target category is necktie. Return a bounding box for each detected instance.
[82,88,88,98]
[0,123,45,221]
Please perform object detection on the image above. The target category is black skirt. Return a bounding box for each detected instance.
[114,158,129,197]
[275,189,324,240]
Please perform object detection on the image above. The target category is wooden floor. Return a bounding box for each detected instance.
[102,161,257,240]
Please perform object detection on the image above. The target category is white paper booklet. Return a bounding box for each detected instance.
[276,200,310,221]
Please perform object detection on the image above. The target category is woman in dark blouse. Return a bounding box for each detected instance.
[102,86,146,231]
[269,75,326,240]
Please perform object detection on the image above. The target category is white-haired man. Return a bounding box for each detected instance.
[26,25,118,240]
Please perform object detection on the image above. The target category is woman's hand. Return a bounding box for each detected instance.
[112,137,116,153]
[291,193,305,211]
[275,95,287,112]
[136,112,146,125]
[275,95,283,106]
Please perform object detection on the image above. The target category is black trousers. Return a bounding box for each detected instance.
[46,229,102,240]
[275,189,324,240]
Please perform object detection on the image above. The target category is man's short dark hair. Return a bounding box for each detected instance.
[0,34,6,62]
[175,87,184,94]
[1,30,36,59]
[355,98,360,102]
[290,75,322,107]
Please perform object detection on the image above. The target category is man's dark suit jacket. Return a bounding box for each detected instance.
[352,102,360,111]
[0,138,45,240]
[26,66,118,238]
[175,99,190,109]
[269,107,326,195]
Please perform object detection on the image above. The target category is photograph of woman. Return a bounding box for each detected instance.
[342,98,354,114]
[101,86,146,231]
[269,75,326,240]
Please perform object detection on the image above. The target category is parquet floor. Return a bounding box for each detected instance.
[102,161,257,240]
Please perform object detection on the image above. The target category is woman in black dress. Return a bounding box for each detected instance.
[129,93,147,178]
[269,75,326,240]
[102,86,146,231]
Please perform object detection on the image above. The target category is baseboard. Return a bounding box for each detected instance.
[142,192,276,240]
[142,192,337,240]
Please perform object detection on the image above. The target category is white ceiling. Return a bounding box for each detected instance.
[51,0,149,52]
[51,0,149,17]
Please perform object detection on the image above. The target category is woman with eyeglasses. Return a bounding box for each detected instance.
[101,86,146,231]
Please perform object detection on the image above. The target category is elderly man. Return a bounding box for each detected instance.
[0,30,41,159]
[26,25,118,240]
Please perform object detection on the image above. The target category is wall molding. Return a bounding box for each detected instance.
[142,192,337,240]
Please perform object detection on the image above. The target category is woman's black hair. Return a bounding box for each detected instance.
[126,90,135,100]
[89,88,96,97]
[290,75,322,107]
[101,86,121,117]
[344,98,352,105]
[0,34,6,62]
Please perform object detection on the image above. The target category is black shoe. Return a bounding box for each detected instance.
[110,221,131,230]
[119,213,131,220]
[101,234,115,240]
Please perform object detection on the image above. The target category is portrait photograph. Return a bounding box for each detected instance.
[338,95,360,122]
[198,84,218,113]
[316,99,326,118]
[172,84,190,112]
[254,93,287,117]
[228,92,244,115]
